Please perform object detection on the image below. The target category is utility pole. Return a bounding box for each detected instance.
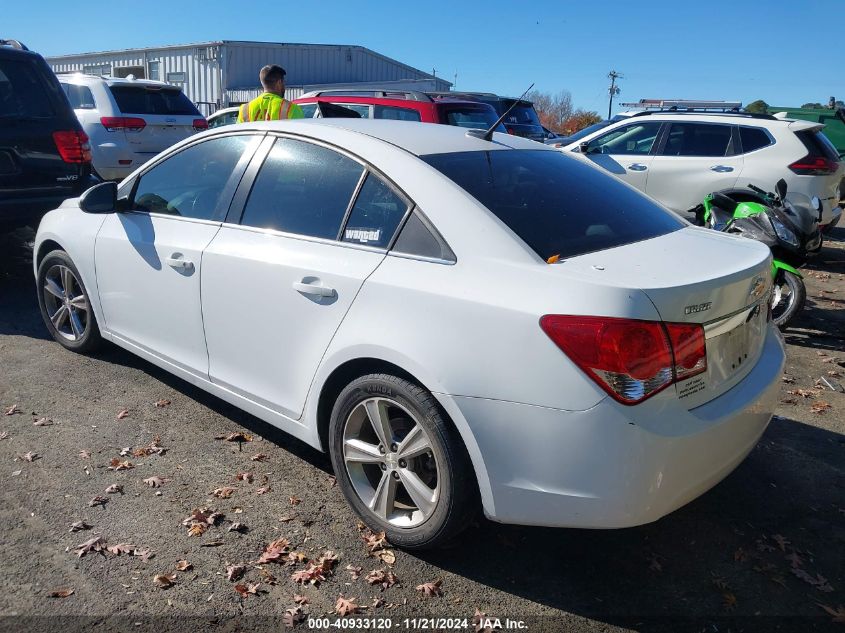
[453,71,458,90]
[607,70,622,119]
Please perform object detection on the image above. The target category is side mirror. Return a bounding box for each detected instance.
[775,178,788,201]
[79,181,117,214]
[579,141,590,154]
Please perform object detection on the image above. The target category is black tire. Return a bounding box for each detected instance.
[772,270,806,329]
[328,373,477,549]
[36,249,103,353]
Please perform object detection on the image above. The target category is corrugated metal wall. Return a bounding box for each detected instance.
[48,42,451,112]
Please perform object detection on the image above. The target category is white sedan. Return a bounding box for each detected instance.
[34,119,785,548]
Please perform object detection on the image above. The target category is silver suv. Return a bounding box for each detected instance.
[57,74,207,180]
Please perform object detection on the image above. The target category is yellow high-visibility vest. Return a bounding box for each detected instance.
[237,93,303,122]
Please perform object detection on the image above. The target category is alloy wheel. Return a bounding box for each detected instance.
[342,397,441,528]
[42,264,89,341]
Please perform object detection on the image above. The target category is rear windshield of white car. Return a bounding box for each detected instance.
[109,86,201,116]
[421,149,684,261]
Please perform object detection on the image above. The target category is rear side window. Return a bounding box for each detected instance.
[132,135,252,220]
[61,83,96,110]
[240,138,364,239]
[109,85,200,116]
[298,103,318,118]
[661,122,732,157]
[421,149,683,261]
[374,105,421,122]
[739,126,772,153]
[0,59,56,118]
[341,173,409,248]
[796,129,840,162]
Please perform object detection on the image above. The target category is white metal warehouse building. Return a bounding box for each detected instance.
[47,40,452,115]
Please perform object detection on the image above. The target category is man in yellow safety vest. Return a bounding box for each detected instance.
[237,64,304,123]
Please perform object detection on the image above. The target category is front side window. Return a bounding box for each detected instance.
[240,138,364,239]
[132,135,252,220]
[585,122,662,155]
[422,149,683,261]
[373,105,421,122]
[661,122,732,157]
[341,173,409,248]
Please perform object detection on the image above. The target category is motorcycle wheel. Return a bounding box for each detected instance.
[771,270,806,328]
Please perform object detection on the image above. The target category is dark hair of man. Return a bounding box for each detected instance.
[259,65,286,89]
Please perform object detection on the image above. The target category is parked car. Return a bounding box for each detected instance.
[34,119,785,548]
[57,74,207,181]
[544,113,635,146]
[293,90,506,132]
[428,91,545,141]
[0,39,96,232]
[207,106,240,129]
[559,110,844,230]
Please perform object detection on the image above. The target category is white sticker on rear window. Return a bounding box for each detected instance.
[344,228,381,243]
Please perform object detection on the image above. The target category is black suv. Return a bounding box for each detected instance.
[428,91,546,142]
[0,39,95,231]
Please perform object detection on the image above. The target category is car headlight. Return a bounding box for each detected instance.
[770,216,799,247]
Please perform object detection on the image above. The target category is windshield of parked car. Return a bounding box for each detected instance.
[109,85,201,116]
[501,100,542,126]
[421,149,684,260]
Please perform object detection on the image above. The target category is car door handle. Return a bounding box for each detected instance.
[292,280,335,298]
[164,254,194,270]
[627,163,648,171]
[710,165,734,172]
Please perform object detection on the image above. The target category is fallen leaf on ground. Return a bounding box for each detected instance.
[817,604,845,623]
[781,375,795,384]
[326,475,337,487]
[88,495,108,507]
[107,458,133,471]
[104,484,123,494]
[49,588,74,598]
[69,521,91,533]
[366,569,398,590]
[416,579,443,597]
[228,522,247,533]
[288,495,301,506]
[293,594,309,605]
[175,560,192,572]
[284,606,305,626]
[20,451,38,462]
[318,551,339,570]
[235,472,253,483]
[287,552,307,565]
[107,543,135,555]
[4,404,21,416]
[722,593,737,611]
[257,537,290,564]
[346,564,362,580]
[792,568,834,592]
[226,564,246,582]
[75,535,107,558]
[291,563,328,586]
[153,573,176,589]
[182,508,223,526]
[116,409,130,420]
[79,450,90,459]
[153,399,171,408]
[256,486,271,495]
[811,401,832,414]
[33,417,54,426]
[335,595,360,616]
[786,389,815,399]
[216,432,252,443]
[234,583,260,597]
[187,523,206,537]
[143,476,170,488]
[213,486,236,498]
[375,550,396,566]
[250,453,268,462]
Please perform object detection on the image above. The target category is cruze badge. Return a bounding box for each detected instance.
[685,302,712,315]
[749,275,767,302]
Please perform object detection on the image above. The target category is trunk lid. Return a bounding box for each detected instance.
[561,226,772,408]
[107,83,200,159]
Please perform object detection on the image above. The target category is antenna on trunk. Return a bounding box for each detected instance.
[466,83,534,142]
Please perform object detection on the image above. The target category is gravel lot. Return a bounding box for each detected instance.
[0,225,843,633]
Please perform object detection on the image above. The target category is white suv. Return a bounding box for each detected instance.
[560,111,844,229]
[58,74,207,180]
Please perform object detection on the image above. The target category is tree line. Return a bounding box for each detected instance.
[526,90,602,135]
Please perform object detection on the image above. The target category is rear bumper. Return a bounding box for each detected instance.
[445,325,785,528]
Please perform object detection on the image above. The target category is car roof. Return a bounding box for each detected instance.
[230,118,550,156]
[57,73,182,90]
[293,95,492,109]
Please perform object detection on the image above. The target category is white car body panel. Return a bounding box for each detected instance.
[33,119,786,529]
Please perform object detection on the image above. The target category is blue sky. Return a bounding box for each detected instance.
[9,0,840,115]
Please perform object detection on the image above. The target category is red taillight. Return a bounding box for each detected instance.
[540,315,706,405]
[788,155,839,175]
[52,131,91,164]
[100,116,146,132]
[192,118,209,131]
